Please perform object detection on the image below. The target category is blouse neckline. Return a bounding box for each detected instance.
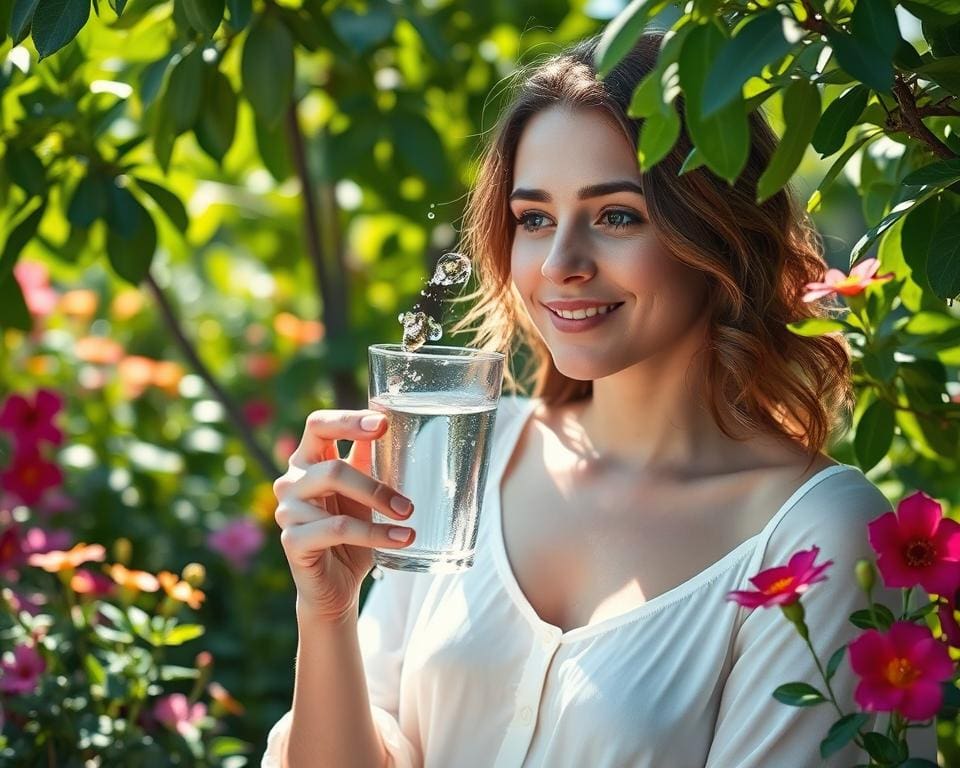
[489,396,858,644]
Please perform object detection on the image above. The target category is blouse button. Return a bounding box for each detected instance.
[519,706,533,724]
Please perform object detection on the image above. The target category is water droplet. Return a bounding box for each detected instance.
[430,203,436,208]
[429,252,471,287]
[399,310,442,352]
[427,212,435,219]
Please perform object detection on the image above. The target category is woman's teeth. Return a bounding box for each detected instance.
[552,303,620,320]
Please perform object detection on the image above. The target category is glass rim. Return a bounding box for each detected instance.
[369,343,505,363]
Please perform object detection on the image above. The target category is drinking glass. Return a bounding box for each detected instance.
[368,344,505,573]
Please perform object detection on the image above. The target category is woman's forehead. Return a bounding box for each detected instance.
[512,106,641,194]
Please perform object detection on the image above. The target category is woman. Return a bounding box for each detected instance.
[263,32,933,767]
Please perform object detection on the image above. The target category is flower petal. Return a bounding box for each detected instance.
[850,258,880,279]
[897,491,942,539]
[849,629,892,675]
[897,680,942,721]
[854,678,903,713]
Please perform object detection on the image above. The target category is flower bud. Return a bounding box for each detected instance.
[780,600,809,640]
[181,562,206,587]
[195,651,214,671]
[113,537,132,566]
[855,559,876,593]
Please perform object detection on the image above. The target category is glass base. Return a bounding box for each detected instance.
[373,548,475,573]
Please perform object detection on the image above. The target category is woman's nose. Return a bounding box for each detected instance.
[540,224,597,284]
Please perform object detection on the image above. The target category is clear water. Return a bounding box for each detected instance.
[369,391,497,573]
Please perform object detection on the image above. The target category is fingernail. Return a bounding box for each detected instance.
[388,527,412,542]
[390,496,412,515]
[361,414,384,431]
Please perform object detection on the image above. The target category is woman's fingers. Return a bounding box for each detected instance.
[279,515,416,557]
[280,459,413,522]
[289,409,388,466]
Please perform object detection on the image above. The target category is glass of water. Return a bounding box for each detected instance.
[368,344,505,573]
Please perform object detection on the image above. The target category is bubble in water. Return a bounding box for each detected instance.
[387,375,404,395]
[430,252,471,287]
[399,310,443,352]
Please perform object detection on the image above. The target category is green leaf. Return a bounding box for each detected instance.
[5,146,47,197]
[825,646,845,682]
[83,652,107,686]
[134,178,188,232]
[925,19,960,57]
[853,399,895,471]
[678,22,750,183]
[637,105,679,171]
[9,0,38,44]
[902,157,960,186]
[391,109,446,185]
[30,0,89,59]
[67,173,109,228]
[850,185,944,263]
[255,113,292,181]
[0,200,46,284]
[180,0,222,35]
[786,318,848,336]
[900,0,960,26]
[160,664,200,681]
[756,80,820,202]
[0,271,31,329]
[812,84,869,157]
[702,11,792,118]
[926,211,960,299]
[595,0,669,78]
[242,12,294,127]
[166,47,204,135]
[824,28,893,92]
[194,68,237,163]
[820,713,870,759]
[209,737,252,757]
[850,0,902,59]
[807,130,883,211]
[905,599,940,621]
[225,0,249,29]
[772,682,827,707]
[862,731,902,764]
[913,55,960,95]
[678,146,706,175]
[330,3,395,55]
[163,623,205,646]
[849,603,896,630]
[105,183,157,284]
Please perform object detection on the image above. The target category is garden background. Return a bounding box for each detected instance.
[1,0,959,764]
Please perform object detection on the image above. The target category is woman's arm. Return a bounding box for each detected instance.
[280,606,391,768]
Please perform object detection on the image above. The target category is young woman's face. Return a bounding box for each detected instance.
[509,105,709,382]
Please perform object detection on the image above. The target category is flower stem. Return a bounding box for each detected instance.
[901,587,914,620]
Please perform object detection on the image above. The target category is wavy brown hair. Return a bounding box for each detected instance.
[448,31,853,456]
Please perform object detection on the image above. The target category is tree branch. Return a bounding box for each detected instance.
[143,272,281,479]
[890,75,957,160]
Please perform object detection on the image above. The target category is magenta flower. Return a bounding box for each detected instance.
[802,257,894,302]
[0,446,63,507]
[21,527,72,555]
[0,525,25,573]
[726,545,833,608]
[0,643,45,695]
[153,693,207,737]
[938,594,960,648]
[849,621,952,721]
[868,491,960,595]
[0,389,65,448]
[207,517,265,571]
[242,399,274,428]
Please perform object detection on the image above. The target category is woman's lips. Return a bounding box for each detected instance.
[544,302,625,333]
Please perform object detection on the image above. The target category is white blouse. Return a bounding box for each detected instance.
[263,395,937,767]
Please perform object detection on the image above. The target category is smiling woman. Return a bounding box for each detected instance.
[261,29,935,768]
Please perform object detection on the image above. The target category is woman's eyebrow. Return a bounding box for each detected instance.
[509,180,644,203]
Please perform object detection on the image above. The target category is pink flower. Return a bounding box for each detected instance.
[242,399,274,428]
[70,568,115,596]
[802,258,894,302]
[13,261,58,318]
[21,527,72,555]
[868,491,960,595]
[206,518,265,571]
[0,643,45,695]
[938,594,960,648]
[0,447,63,507]
[726,545,833,608]
[0,389,64,448]
[849,620,952,721]
[153,693,207,737]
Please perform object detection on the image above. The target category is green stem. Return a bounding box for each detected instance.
[901,588,914,620]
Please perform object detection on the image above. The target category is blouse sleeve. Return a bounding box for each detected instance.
[261,568,427,768]
[705,470,938,767]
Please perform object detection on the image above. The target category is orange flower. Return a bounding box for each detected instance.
[251,482,279,526]
[151,360,185,396]
[59,290,98,319]
[75,337,125,365]
[209,681,245,716]
[274,312,324,344]
[111,290,144,321]
[28,543,106,573]
[108,563,160,593]
[117,356,156,399]
[158,571,205,609]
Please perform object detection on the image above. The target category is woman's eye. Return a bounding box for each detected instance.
[602,210,642,229]
[515,212,549,232]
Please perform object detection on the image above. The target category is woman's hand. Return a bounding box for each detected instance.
[273,410,415,625]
